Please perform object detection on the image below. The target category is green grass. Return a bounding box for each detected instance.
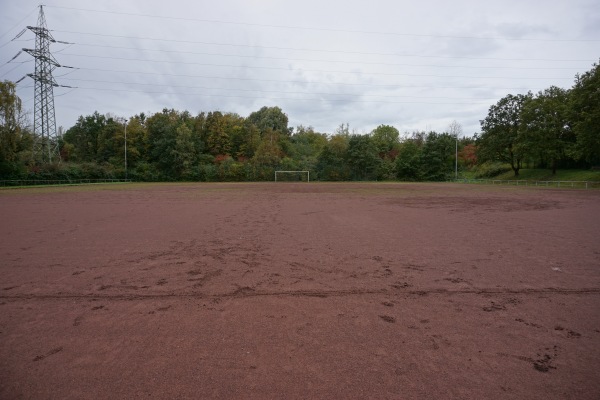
[493,168,600,181]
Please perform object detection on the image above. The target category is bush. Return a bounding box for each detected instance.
[197,163,218,182]
[473,162,512,178]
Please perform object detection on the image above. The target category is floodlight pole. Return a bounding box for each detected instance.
[124,120,128,180]
[455,135,458,179]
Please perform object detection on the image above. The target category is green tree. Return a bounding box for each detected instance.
[203,111,231,156]
[253,128,283,165]
[146,109,197,179]
[520,86,574,174]
[238,122,261,160]
[0,81,25,172]
[97,116,122,164]
[478,93,532,176]
[419,132,455,181]
[371,124,400,157]
[247,106,291,137]
[125,115,149,167]
[63,111,110,162]
[396,139,422,181]
[172,123,196,179]
[347,134,380,180]
[317,133,350,180]
[571,62,600,165]
[371,124,400,180]
[222,113,247,159]
[290,126,327,158]
[289,125,327,173]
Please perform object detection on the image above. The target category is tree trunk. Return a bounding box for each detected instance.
[511,158,520,177]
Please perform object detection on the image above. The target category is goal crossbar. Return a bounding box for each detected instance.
[274,170,310,182]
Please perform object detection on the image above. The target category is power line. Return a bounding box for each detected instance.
[55,85,493,106]
[59,53,572,81]
[45,5,600,42]
[54,88,77,97]
[60,76,536,92]
[0,7,37,40]
[58,77,503,100]
[0,61,32,79]
[76,66,539,91]
[71,42,585,70]
[52,30,595,63]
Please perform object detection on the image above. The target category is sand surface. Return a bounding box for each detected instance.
[1,182,599,399]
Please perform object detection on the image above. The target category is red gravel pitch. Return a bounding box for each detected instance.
[1,182,599,399]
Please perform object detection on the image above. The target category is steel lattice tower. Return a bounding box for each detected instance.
[23,5,60,163]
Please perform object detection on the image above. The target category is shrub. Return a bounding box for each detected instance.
[473,162,512,178]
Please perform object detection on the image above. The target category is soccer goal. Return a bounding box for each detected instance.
[274,170,310,182]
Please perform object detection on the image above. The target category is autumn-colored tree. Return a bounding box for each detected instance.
[458,143,477,168]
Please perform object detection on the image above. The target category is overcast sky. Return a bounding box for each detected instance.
[1,0,598,137]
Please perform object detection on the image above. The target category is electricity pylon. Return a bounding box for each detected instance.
[20,6,64,163]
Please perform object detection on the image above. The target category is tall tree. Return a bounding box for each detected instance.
[347,134,380,180]
[419,132,455,181]
[371,124,399,179]
[478,93,532,176]
[371,124,400,157]
[252,128,284,167]
[124,115,149,167]
[203,111,231,156]
[520,86,574,174]
[290,125,327,171]
[63,111,110,162]
[571,62,600,165]
[317,133,350,180]
[239,121,261,160]
[0,81,23,166]
[396,139,422,181]
[146,109,197,179]
[222,113,247,159]
[172,123,196,179]
[247,106,291,137]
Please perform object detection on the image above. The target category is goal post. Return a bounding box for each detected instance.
[274,170,310,182]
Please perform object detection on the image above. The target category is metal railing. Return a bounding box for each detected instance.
[0,179,133,187]
[453,178,600,189]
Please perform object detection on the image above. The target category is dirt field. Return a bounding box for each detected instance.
[1,182,599,399]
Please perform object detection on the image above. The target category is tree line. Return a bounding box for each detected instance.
[0,62,598,181]
[57,108,474,182]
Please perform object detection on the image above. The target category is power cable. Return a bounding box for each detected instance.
[61,74,536,94]
[52,30,594,63]
[62,85,493,105]
[0,61,32,78]
[45,5,600,42]
[0,7,37,40]
[60,53,572,80]
[58,77,503,100]
[77,66,538,90]
[71,42,585,70]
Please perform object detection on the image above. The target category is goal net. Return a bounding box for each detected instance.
[274,170,310,182]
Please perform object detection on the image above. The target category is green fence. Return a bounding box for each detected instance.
[0,179,133,187]
[453,179,600,189]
